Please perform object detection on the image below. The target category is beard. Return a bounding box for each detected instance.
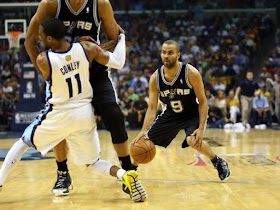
[163,59,176,68]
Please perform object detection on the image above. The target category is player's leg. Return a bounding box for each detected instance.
[0,139,29,189]
[184,117,231,181]
[132,112,182,166]
[1,107,67,192]
[52,140,72,196]
[89,63,133,171]
[67,109,147,202]
[89,159,147,202]
[96,102,133,170]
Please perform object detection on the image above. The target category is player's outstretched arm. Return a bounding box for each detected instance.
[98,0,119,51]
[81,33,126,69]
[24,0,57,72]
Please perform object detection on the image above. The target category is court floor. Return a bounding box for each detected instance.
[0,128,279,210]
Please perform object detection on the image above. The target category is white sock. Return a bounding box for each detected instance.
[90,159,113,175]
[116,169,126,180]
[0,139,29,186]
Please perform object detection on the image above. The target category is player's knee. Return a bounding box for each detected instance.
[100,103,128,144]
[89,159,113,175]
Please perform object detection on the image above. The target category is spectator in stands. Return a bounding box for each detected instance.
[227,89,240,123]
[128,93,148,129]
[0,88,15,131]
[0,64,12,81]
[213,77,226,92]
[214,89,227,117]
[205,88,215,108]
[127,86,139,102]
[251,89,272,128]
[130,72,148,94]
[234,71,259,127]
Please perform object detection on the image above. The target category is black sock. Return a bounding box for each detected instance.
[211,155,219,164]
[182,139,189,148]
[56,159,68,172]
[119,155,132,171]
[131,164,138,171]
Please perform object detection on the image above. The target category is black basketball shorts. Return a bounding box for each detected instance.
[89,62,128,143]
[148,112,199,148]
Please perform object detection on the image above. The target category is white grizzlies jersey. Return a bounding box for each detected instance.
[46,43,93,109]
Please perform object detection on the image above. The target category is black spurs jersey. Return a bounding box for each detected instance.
[156,62,199,116]
[56,0,101,42]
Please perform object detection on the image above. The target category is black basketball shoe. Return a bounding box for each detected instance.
[52,171,73,196]
[213,158,231,181]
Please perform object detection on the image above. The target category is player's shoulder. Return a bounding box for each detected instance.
[40,0,58,7]
[97,0,112,8]
[97,0,111,5]
[186,63,199,76]
[37,0,58,16]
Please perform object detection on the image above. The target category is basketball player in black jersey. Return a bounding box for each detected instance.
[134,40,231,181]
[25,0,133,196]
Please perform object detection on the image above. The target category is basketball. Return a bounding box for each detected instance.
[130,137,156,164]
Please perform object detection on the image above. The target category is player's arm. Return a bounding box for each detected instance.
[188,64,208,131]
[24,0,57,72]
[139,73,159,134]
[81,33,125,69]
[36,52,51,81]
[98,0,119,51]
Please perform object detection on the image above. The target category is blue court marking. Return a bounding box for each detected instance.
[0,149,54,161]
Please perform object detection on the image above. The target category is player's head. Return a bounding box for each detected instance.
[161,40,180,68]
[39,18,66,49]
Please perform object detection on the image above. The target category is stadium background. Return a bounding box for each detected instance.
[0,0,279,131]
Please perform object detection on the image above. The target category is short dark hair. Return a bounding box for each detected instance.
[40,18,66,40]
[163,40,180,52]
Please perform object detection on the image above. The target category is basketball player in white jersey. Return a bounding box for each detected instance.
[0,18,147,202]
[25,0,134,196]
[134,40,231,181]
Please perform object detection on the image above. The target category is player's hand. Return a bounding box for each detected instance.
[78,36,98,44]
[191,128,204,149]
[133,130,148,143]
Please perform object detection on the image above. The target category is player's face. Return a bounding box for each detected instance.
[38,25,50,49]
[161,44,180,68]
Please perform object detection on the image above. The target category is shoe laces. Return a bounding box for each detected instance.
[54,172,68,188]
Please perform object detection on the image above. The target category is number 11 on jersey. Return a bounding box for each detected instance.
[65,73,82,98]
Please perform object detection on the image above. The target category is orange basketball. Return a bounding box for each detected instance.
[130,137,156,164]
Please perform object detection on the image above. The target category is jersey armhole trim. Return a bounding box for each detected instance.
[78,43,91,64]
[46,51,52,82]
[155,69,160,92]
[185,64,192,89]
[55,0,60,18]
[93,0,101,27]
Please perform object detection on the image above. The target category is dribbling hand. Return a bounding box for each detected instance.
[133,131,148,144]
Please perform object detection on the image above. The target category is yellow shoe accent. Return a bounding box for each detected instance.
[122,170,147,202]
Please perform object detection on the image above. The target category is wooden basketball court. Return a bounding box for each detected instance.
[0,128,279,210]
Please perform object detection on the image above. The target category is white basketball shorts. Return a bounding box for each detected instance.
[22,103,100,165]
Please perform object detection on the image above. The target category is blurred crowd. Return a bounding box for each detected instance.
[0,0,279,9]
[0,1,279,131]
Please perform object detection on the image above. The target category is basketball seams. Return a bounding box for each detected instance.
[130,138,156,164]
